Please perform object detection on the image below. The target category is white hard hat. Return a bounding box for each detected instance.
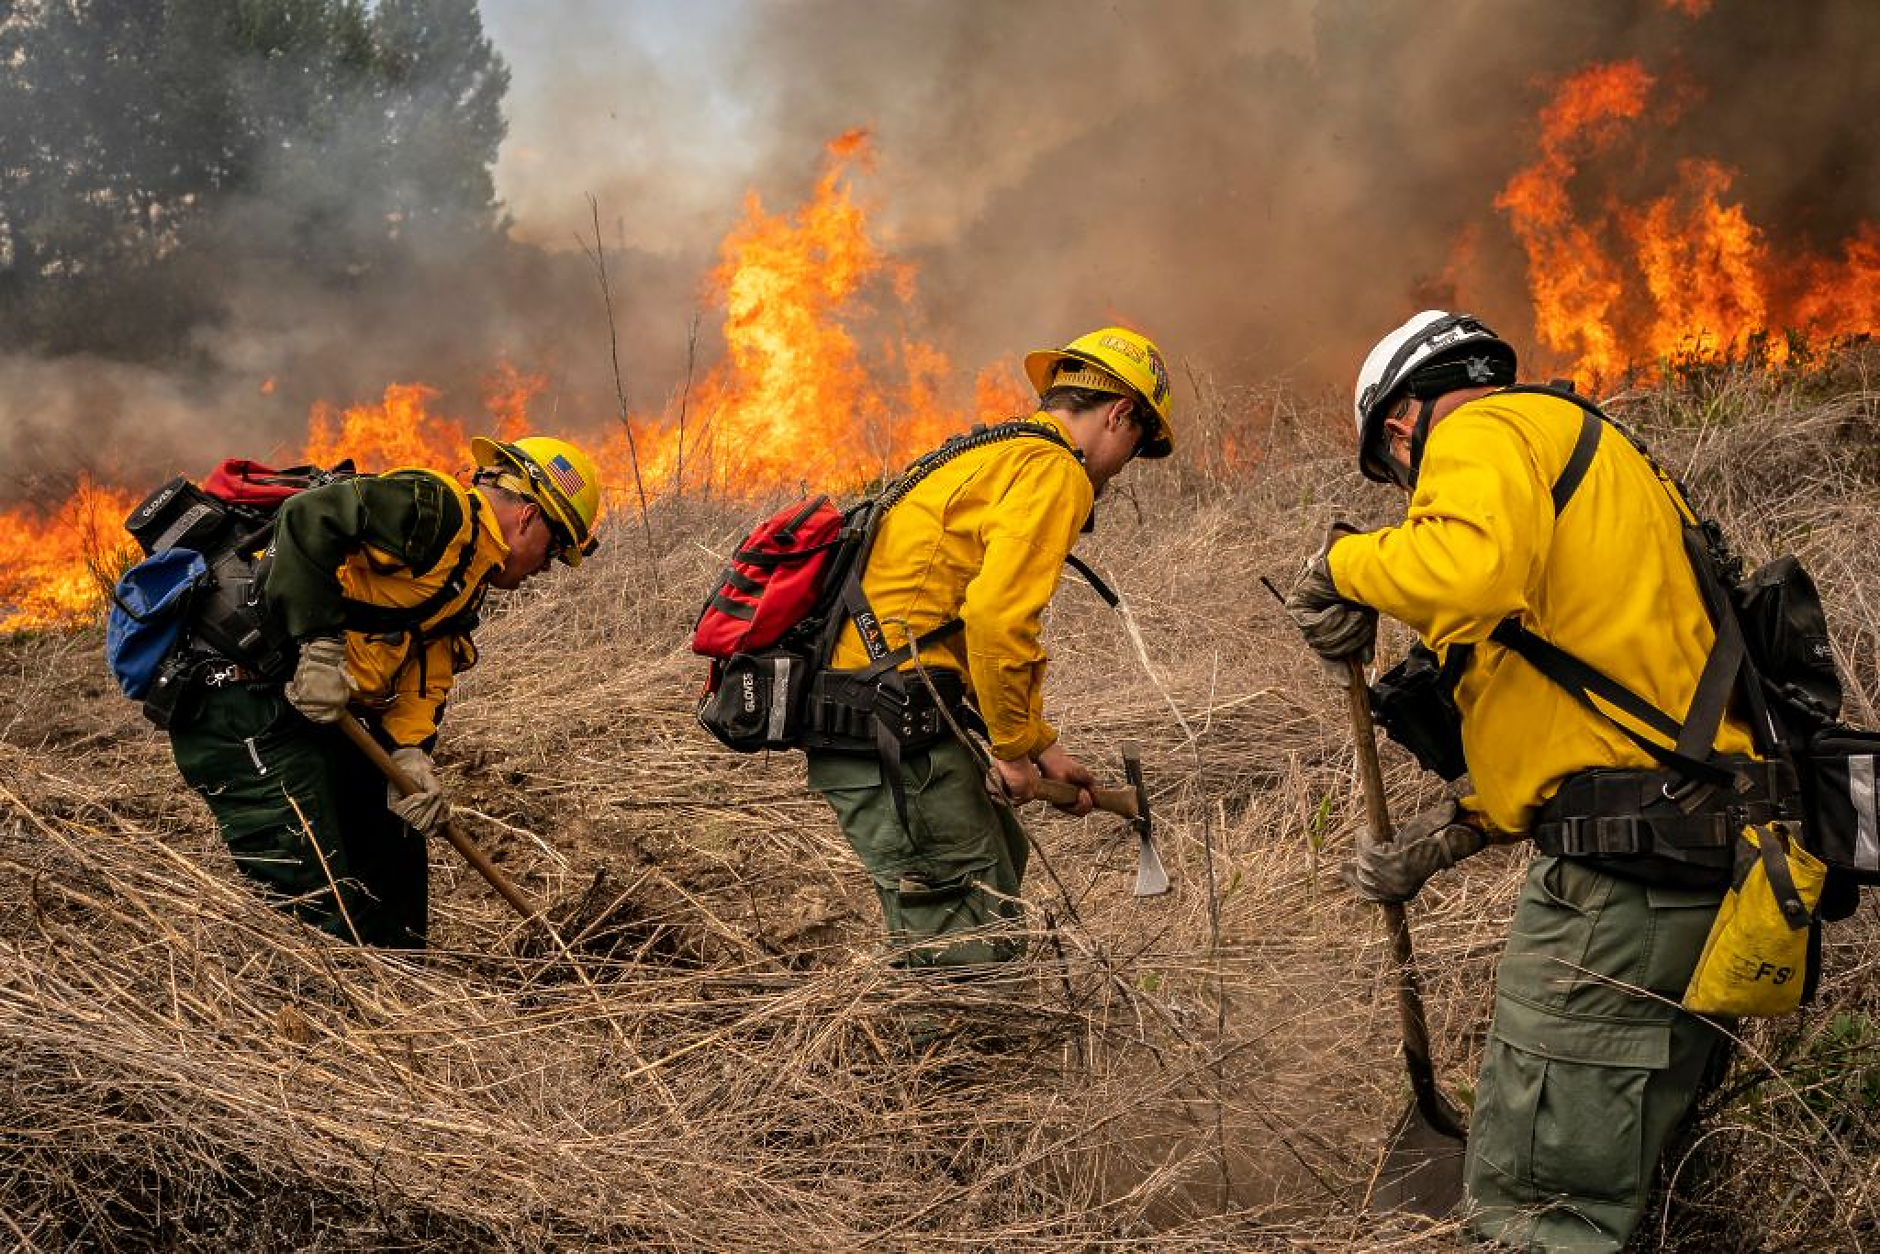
[1353,310,1517,484]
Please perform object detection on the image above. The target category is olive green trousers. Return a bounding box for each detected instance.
[808,737,1029,970]
[1464,855,1729,1251]
[169,683,428,948]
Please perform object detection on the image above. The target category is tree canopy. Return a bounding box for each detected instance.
[0,0,510,360]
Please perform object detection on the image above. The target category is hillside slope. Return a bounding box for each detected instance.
[3,362,1878,1250]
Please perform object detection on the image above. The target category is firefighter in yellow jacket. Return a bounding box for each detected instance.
[1285,311,1780,1251]
[168,436,603,948]
[806,328,1175,971]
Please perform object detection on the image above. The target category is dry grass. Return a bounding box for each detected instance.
[2,358,1879,1250]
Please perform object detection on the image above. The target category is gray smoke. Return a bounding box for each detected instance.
[6,0,1879,500]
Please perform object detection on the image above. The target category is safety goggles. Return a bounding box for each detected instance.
[535,505,598,565]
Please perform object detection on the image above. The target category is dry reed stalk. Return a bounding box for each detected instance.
[0,354,1877,1250]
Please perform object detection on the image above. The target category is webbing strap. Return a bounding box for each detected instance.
[855,619,965,680]
[734,536,844,569]
[721,567,762,597]
[1532,811,1736,858]
[1490,619,1736,789]
[1064,553,1120,608]
[1482,383,1747,790]
[1551,409,1602,514]
[341,489,484,635]
[1757,826,1813,930]
[708,591,756,621]
[1677,609,1744,762]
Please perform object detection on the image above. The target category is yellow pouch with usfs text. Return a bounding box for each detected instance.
[1683,821,1825,1018]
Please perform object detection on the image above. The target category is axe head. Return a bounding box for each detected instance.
[1122,742,1169,897]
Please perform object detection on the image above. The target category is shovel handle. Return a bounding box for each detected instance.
[1032,777,1141,819]
[337,713,543,923]
[1345,658,1465,1139]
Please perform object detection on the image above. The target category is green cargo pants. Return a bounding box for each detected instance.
[169,682,428,948]
[1464,855,1728,1252]
[808,737,1029,970]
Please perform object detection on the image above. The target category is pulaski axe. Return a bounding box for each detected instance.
[1030,742,1169,897]
[1343,657,1467,1216]
[337,711,544,923]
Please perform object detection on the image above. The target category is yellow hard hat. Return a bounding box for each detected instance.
[1023,326,1175,458]
[470,434,603,567]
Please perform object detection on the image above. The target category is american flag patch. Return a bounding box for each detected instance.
[546,453,586,498]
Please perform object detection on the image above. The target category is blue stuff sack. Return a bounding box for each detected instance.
[105,549,208,698]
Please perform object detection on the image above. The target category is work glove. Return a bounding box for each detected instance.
[1283,526,1377,666]
[1343,799,1488,904]
[387,746,449,836]
[284,636,355,724]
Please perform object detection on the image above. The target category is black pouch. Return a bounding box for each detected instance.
[141,648,208,730]
[697,648,810,753]
[1370,643,1468,780]
[190,546,298,681]
[1736,555,1842,727]
[124,477,233,557]
[1799,725,1880,885]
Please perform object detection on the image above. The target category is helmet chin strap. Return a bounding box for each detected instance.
[1403,396,1440,489]
[1373,395,1438,490]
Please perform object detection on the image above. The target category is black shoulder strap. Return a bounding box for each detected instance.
[1482,386,1760,787]
[1489,618,1736,788]
[1492,383,1604,515]
[340,488,485,636]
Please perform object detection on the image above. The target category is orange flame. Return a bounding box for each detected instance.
[3,132,1048,631]
[1499,60,1880,384]
[304,382,466,472]
[610,128,969,495]
[0,478,143,632]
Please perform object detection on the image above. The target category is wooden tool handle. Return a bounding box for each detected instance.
[1345,658,1463,1139]
[338,713,542,923]
[1032,776,1141,819]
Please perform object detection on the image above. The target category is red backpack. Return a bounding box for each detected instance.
[690,420,1096,755]
[691,495,849,659]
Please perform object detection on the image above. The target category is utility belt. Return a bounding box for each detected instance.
[1532,755,1797,889]
[800,666,981,755]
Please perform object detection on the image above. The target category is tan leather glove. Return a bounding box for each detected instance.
[1343,799,1488,903]
[387,746,449,836]
[284,636,354,723]
[1283,526,1377,665]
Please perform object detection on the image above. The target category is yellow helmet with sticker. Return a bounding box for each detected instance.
[469,434,603,567]
[1023,327,1175,458]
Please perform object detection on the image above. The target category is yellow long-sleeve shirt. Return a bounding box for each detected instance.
[1328,389,1754,834]
[827,413,1095,760]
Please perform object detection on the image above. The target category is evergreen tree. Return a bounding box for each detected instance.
[0,0,511,359]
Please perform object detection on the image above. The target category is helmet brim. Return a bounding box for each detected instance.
[471,435,590,566]
[1026,347,1175,459]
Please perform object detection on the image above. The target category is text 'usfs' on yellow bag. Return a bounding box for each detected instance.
[1683,821,1826,1018]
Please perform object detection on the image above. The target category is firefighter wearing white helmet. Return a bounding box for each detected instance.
[806,327,1173,982]
[167,434,605,949]
[1352,310,1517,487]
[1284,311,1765,1249]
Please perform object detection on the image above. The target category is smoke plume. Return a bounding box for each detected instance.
[5,0,1879,498]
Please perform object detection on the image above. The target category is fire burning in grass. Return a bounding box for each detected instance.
[1497,60,1880,385]
[0,131,1029,630]
[8,76,1880,630]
